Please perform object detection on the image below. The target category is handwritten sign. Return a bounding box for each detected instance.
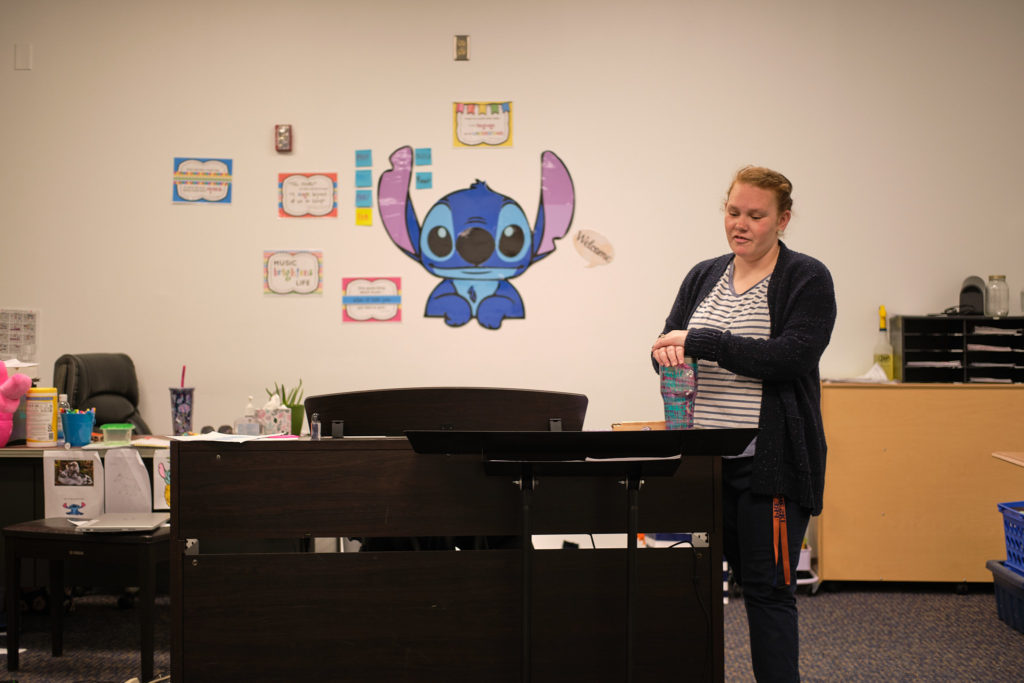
[453,101,513,147]
[355,208,373,226]
[264,251,323,295]
[573,229,615,268]
[278,173,337,218]
[342,277,401,322]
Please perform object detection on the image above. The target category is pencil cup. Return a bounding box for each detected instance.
[170,387,194,436]
[62,412,95,448]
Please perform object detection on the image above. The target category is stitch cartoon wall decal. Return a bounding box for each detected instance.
[378,145,574,329]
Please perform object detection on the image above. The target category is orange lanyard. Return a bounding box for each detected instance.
[772,495,792,585]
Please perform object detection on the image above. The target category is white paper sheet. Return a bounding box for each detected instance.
[103,448,152,513]
[43,450,104,519]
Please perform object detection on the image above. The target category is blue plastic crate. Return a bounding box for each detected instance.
[998,501,1024,576]
[987,560,1024,635]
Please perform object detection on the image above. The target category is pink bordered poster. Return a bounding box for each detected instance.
[278,173,338,218]
[342,277,401,322]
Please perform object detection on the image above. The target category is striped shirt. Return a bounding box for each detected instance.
[689,262,771,454]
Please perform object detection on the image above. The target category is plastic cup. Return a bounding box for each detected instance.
[62,411,95,447]
[659,362,697,430]
[170,387,194,436]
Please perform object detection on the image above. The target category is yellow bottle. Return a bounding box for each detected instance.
[873,305,894,380]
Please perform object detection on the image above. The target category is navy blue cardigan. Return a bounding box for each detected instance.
[656,242,837,514]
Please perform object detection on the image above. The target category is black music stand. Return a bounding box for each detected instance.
[306,387,587,552]
[406,428,756,683]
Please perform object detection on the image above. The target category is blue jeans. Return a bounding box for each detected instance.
[723,456,811,683]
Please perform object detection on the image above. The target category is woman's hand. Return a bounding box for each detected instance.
[652,330,688,366]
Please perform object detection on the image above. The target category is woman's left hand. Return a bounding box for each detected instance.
[652,330,688,366]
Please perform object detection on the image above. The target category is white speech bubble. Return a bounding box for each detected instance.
[343,278,400,321]
[280,174,336,217]
[573,229,615,268]
[265,251,321,295]
[174,159,231,202]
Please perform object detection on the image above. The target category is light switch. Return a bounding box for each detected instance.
[14,43,33,71]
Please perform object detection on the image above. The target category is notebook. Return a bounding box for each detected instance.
[77,512,169,533]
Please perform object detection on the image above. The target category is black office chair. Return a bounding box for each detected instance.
[304,387,589,550]
[53,353,151,434]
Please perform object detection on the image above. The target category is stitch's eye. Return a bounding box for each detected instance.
[427,226,453,258]
[496,204,531,262]
[498,225,525,258]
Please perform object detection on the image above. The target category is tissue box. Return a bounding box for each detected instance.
[256,407,291,435]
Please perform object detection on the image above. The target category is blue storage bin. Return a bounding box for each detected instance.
[986,560,1024,635]
[997,501,1024,576]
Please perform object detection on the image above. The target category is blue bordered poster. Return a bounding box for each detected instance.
[173,157,233,203]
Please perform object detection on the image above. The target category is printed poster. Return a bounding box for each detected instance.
[342,277,401,322]
[278,173,338,218]
[453,102,513,147]
[264,251,324,295]
[0,308,39,361]
[173,157,233,203]
[44,451,105,519]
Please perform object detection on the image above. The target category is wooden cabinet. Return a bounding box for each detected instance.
[891,314,1024,383]
[818,383,1024,583]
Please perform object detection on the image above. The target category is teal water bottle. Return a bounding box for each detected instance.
[660,357,697,429]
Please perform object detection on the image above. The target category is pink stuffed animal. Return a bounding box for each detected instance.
[1,363,33,447]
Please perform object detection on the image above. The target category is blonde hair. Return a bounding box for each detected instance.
[726,166,793,215]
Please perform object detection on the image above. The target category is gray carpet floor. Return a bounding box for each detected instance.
[2,582,1023,682]
[724,582,1024,682]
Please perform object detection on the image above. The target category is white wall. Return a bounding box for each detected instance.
[2,0,1023,433]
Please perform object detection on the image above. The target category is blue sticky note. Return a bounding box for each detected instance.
[414,148,432,166]
[355,169,372,188]
[355,190,373,208]
[355,149,373,167]
[415,172,433,190]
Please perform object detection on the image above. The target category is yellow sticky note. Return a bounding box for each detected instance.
[355,208,373,226]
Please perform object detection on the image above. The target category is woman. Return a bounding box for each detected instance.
[651,166,836,682]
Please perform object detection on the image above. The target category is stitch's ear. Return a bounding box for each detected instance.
[533,150,574,258]
[377,146,420,256]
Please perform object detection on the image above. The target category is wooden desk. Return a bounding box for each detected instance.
[819,383,1024,583]
[0,444,165,568]
[4,518,169,682]
[171,437,724,682]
